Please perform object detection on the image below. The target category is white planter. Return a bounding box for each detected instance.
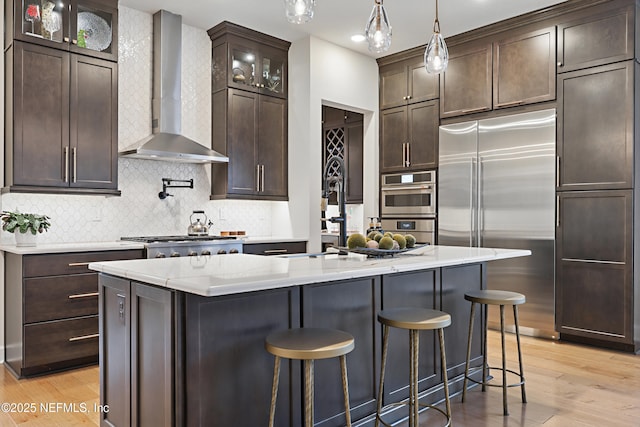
[14,232,37,247]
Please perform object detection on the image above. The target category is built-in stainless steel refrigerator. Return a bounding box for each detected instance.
[438,109,557,338]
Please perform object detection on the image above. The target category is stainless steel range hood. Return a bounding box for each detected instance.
[119,10,228,163]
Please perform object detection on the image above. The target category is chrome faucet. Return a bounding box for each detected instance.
[321,156,347,247]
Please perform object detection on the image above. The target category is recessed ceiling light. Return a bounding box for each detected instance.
[351,34,366,43]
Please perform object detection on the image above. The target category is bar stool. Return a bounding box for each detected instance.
[265,327,354,427]
[462,290,526,416]
[375,307,452,427]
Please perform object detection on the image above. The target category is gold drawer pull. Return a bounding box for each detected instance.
[68,333,99,342]
[68,262,91,267]
[68,292,99,299]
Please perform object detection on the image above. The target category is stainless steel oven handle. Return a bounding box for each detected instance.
[381,185,433,192]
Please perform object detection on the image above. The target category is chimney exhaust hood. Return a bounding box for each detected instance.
[119,10,228,163]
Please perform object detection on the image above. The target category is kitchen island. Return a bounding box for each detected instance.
[89,245,530,427]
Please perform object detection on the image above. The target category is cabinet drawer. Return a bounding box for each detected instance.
[23,249,144,277]
[25,273,98,323]
[243,241,307,256]
[24,316,98,368]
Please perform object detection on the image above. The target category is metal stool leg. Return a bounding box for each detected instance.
[462,301,476,402]
[482,303,488,393]
[500,305,508,416]
[340,354,352,427]
[513,305,527,404]
[268,356,281,427]
[409,329,420,427]
[304,359,314,427]
[438,328,451,423]
[375,325,390,427]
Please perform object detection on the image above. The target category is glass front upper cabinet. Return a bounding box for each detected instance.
[15,0,117,61]
[228,42,287,98]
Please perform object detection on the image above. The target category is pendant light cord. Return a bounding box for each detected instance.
[433,0,441,33]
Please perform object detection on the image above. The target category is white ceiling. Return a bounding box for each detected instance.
[119,0,568,57]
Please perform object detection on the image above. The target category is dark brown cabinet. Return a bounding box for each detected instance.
[210,22,290,201]
[99,275,177,427]
[379,53,439,110]
[4,249,143,378]
[322,106,364,204]
[380,100,439,173]
[243,240,307,256]
[555,190,634,350]
[209,21,288,99]
[5,0,118,62]
[5,0,119,196]
[440,42,493,118]
[441,26,556,118]
[557,61,634,191]
[557,3,635,73]
[211,89,287,200]
[493,27,556,109]
[5,41,118,193]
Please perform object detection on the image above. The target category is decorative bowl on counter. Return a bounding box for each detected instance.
[338,244,428,258]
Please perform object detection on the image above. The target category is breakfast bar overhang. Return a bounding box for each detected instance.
[89,245,530,427]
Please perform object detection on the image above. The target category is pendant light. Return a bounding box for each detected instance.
[284,0,315,24]
[365,0,392,54]
[424,0,448,74]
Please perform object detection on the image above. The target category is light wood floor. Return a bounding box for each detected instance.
[0,331,638,426]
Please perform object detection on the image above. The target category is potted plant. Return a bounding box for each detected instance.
[1,210,51,247]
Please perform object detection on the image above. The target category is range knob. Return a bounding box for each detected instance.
[229,248,239,254]
[217,249,227,254]
[155,252,166,258]
[201,250,212,256]
[170,252,181,257]
[187,251,198,257]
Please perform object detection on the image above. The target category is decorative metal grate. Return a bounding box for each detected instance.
[324,127,345,179]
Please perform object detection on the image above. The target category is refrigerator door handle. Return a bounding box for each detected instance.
[477,156,483,247]
[556,195,560,228]
[470,157,476,247]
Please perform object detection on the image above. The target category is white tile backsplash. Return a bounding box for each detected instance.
[0,6,278,244]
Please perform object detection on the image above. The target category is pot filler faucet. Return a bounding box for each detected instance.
[321,156,347,247]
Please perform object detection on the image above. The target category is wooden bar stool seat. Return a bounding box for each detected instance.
[462,290,527,416]
[265,327,354,427]
[375,307,452,427]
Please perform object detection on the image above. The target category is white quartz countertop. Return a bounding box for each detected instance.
[0,241,145,255]
[89,245,531,297]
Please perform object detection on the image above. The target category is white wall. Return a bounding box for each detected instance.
[289,36,379,252]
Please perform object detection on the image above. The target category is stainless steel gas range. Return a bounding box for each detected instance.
[120,235,243,258]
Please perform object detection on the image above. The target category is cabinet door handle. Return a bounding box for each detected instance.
[68,292,99,299]
[401,143,406,166]
[261,165,265,192]
[64,36,70,42]
[407,95,412,100]
[405,143,411,167]
[556,156,560,188]
[556,195,560,228]
[68,262,91,267]
[117,293,126,320]
[72,147,77,183]
[557,61,563,67]
[256,165,261,191]
[69,333,99,342]
[264,249,288,254]
[64,147,69,183]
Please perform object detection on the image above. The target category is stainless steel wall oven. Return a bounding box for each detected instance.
[380,170,436,218]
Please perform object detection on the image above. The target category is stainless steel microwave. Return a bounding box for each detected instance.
[380,171,436,218]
